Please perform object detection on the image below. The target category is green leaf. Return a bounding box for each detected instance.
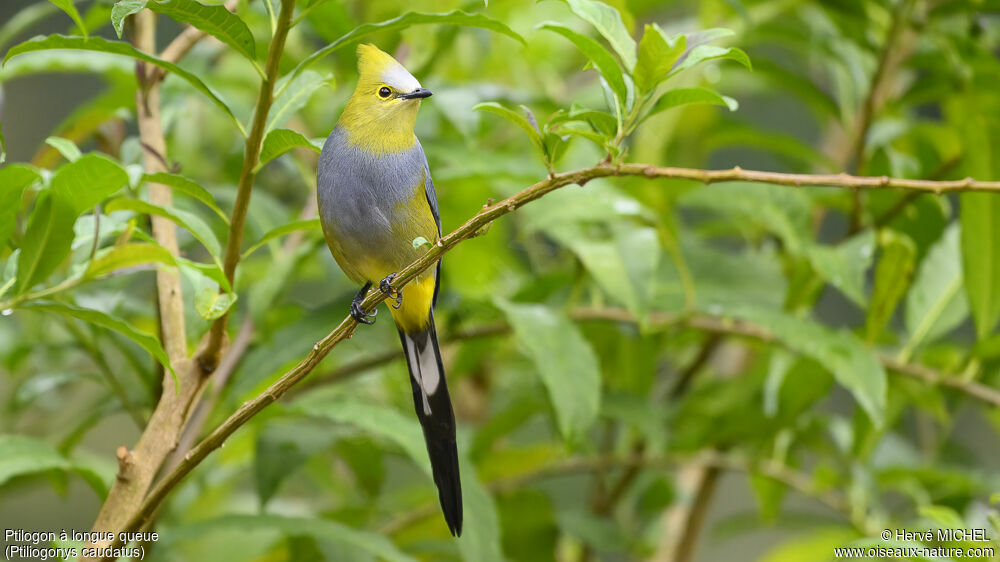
[105,198,222,261]
[44,136,82,162]
[474,102,547,159]
[960,192,1000,339]
[549,106,618,136]
[266,70,330,132]
[254,422,333,506]
[734,307,886,426]
[16,195,78,292]
[255,128,322,172]
[47,0,88,37]
[144,0,256,61]
[806,231,875,308]
[0,165,40,250]
[161,515,415,562]
[546,220,660,323]
[671,44,751,76]
[759,528,860,562]
[51,153,129,216]
[679,182,811,256]
[633,24,685,92]
[194,286,236,320]
[241,218,320,260]
[296,393,503,559]
[143,172,228,223]
[0,434,107,497]
[865,230,916,343]
[495,301,602,442]
[0,433,70,486]
[904,224,969,354]
[297,394,429,473]
[4,35,245,136]
[110,0,146,38]
[538,22,627,108]
[0,2,60,53]
[648,87,738,117]
[285,10,524,90]
[564,0,637,70]
[177,257,230,293]
[22,301,174,380]
[412,236,431,249]
[85,242,177,279]
[457,462,505,562]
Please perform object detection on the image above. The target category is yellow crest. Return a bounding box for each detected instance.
[356,44,401,79]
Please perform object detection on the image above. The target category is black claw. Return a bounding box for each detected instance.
[379,273,403,309]
[351,282,377,325]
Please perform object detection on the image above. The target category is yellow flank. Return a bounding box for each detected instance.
[389,274,436,333]
[338,44,422,155]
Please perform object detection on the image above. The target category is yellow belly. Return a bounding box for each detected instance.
[322,185,439,334]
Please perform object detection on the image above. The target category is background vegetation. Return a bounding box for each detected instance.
[1,0,1000,560]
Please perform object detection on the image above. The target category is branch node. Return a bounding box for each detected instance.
[115,446,135,482]
[880,175,890,186]
[965,176,974,187]
[643,166,657,177]
[732,165,742,172]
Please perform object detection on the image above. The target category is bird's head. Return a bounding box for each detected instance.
[339,44,432,153]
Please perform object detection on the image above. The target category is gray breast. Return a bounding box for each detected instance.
[317,126,425,249]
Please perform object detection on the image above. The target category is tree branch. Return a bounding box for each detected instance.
[300,307,1000,410]
[153,0,240,78]
[200,0,297,372]
[95,159,1000,555]
[82,11,207,560]
[652,462,720,562]
[848,0,918,232]
[380,450,849,537]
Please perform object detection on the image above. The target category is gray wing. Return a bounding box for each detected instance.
[421,148,441,235]
[419,146,443,308]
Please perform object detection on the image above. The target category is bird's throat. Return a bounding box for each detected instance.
[338,101,420,156]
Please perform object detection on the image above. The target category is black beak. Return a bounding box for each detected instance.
[400,88,433,100]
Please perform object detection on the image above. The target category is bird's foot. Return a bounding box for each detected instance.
[351,282,377,325]
[379,273,403,309]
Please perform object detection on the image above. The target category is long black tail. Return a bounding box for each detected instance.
[398,311,463,537]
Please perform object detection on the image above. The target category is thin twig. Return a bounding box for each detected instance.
[101,160,1000,553]
[379,451,849,536]
[62,319,146,428]
[153,0,240,79]
[848,0,917,233]
[81,5,294,559]
[200,0,298,373]
[298,307,1000,410]
[82,11,206,560]
[660,463,721,562]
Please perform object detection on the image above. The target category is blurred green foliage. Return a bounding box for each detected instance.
[2,0,1000,560]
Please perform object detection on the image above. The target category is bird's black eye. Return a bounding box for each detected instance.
[378,87,392,99]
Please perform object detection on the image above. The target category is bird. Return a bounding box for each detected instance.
[316,43,462,537]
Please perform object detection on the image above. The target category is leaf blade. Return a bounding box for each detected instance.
[495,301,602,442]
[4,35,245,136]
[256,128,323,172]
[538,22,627,108]
[22,301,175,379]
[285,10,524,88]
[565,0,637,70]
[145,0,257,61]
[960,192,1000,339]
